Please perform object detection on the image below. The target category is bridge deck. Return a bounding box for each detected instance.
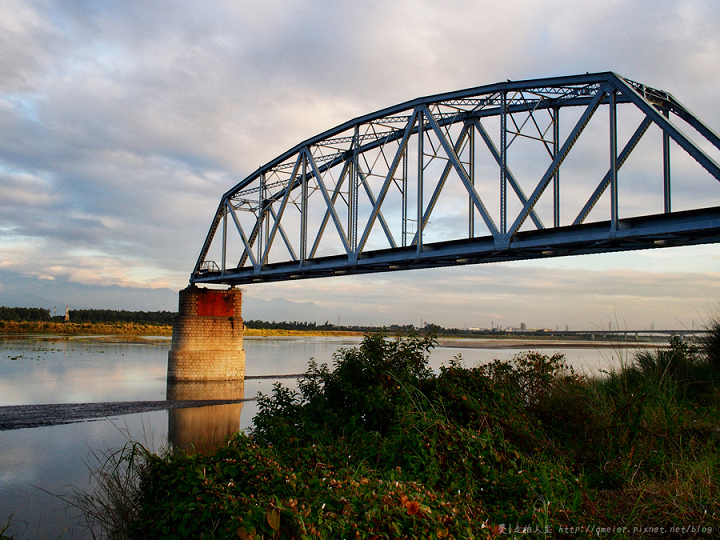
[192,206,720,284]
[191,73,720,286]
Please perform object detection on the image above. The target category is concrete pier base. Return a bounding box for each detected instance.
[167,286,246,381]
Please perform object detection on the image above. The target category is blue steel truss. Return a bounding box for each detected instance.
[191,72,720,285]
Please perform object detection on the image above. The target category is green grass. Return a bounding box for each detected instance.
[66,326,720,539]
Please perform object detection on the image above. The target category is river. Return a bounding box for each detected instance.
[0,334,649,539]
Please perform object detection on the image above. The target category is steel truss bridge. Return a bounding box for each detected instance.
[192,72,720,285]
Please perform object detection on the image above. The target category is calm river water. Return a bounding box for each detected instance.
[0,334,642,539]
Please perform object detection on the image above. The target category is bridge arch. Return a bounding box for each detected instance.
[192,72,720,285]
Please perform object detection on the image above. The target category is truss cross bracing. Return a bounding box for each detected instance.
[192,72,720,285]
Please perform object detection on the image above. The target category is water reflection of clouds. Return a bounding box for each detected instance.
[0,412,168,539]
[244,336,363,376]
[0,442,41,485]
[0,364,168,405]
[0,339,169,405]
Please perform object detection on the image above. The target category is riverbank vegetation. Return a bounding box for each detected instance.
[67,309,175,325]
[0,306,175,325]
[243,327,363,337]
[2,305,684,342]
[0,320,359,338]
[66,321,720,539]
[0,320,172,336]
[0,306,175,335]
[244,319,670,342]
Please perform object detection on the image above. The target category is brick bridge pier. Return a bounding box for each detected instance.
[167,285,246,382]
[167,286,246,451]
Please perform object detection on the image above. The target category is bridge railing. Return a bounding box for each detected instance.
[191,72,720,285]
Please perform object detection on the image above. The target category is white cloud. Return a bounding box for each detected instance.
[0,0,718,327]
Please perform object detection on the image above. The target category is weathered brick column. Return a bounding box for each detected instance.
[167,286,245,381]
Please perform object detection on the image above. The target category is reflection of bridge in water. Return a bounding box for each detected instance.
[166,380,245,454]
[191,72,720,286]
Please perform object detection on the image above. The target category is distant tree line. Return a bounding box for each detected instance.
[0,307,552,336]
[0,306,51,321]
[69,309,176,325]
[243,319,556,337]
[244,319,337,331]
[0,306,176,325]
[243,319,421,333]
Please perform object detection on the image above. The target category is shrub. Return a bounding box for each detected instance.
[99,333,720,538]
[702,314,720,370]
[253,333,436,446]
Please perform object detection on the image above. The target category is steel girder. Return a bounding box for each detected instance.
[191,72,720,285]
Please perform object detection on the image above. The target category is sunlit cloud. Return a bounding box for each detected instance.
[0,0,718,326]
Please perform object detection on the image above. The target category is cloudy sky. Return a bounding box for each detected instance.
[1,0,719,330]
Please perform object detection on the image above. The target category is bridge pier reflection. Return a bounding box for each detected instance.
[166,380,245,454]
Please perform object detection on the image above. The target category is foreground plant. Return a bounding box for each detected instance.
[87,328,720,539]
[126,335,571,538]
[52,442,153,540]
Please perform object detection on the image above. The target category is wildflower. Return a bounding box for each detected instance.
[405,500,421,516]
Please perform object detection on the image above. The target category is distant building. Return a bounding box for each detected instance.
[64,305,70,322]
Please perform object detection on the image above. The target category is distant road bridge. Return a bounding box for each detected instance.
[192,72,720,285]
